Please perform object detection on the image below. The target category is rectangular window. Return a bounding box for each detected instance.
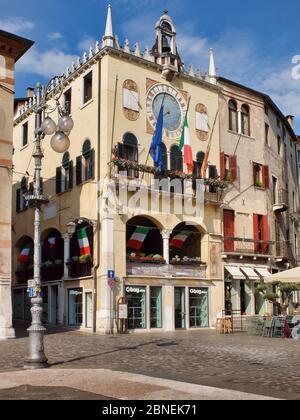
[277,136,281,155]
[150,287,162,329]
[83,71,92,104]
[253,214,269,254]
[265,123,269,146]
[64,88,72,114]
[272,177,278,205]
[22,122,28,147]
[253,163,269,189]
[126,286,146,330]
[68,288,83,326]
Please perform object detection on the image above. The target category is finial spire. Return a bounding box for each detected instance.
[208,48,217,84]
[103,3,114,48]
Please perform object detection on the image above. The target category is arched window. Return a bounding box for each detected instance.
[161,143,168,171]
[241,104,250,136]
[118,133,139,178]
[228,100,238,132]
[170,145,183,172]
[69,222,94,278]
[41,229,64,282]
[56,152,73,194]
[76,139,95,185]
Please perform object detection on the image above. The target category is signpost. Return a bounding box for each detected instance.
[117,297,128,334]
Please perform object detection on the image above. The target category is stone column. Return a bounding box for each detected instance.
[62,233,71,279]
[59,233,72,326]
[98,213,114,334]
[162,229,172,265]
[238,110,242,134]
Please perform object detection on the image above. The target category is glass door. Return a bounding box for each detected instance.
[150,287,162,329]
[189,288,209,328]
[68,288,83,326]
[175,288,186,329]
[126,287,146,330]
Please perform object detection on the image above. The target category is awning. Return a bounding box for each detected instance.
[264,267,300,284]
[240,267,260,281]
[255,267,271,280]
[225,266,246,280]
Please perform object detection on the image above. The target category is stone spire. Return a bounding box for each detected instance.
[102,4,114,48]
[208,48,217,84]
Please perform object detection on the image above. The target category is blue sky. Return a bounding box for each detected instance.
[1,0,300,132]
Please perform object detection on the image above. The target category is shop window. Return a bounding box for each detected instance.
[76,140,95,185]
[83,71,92,104]
[126,286,146,330]
[241,104,250,136]
[56,152,73,194]
[150,287,162,329]
[228,100,238,132]
[68,288,83,326]
[22,122,28,147]
[253,163,269,189]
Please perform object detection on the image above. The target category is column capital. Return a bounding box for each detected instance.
[161,229,172,240]
[62,233,72,241]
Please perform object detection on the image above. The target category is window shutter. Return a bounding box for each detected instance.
[16,189,21,212]
[263,165,270,189]
[56,167,62,194]
[76,156,82,185]
[220,152,226,180]
[253,214,260,253]
[89,149,95,180]
[261,215,269,254]
[69,161,73,190]
[223,210,235,252]
[229,155,238,182]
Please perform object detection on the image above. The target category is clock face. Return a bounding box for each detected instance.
[146,84,187,139]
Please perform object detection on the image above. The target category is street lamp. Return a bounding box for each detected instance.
[24,76,74,370]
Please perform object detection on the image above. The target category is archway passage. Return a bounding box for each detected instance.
[126,216,164,263]
[170,222,202,265]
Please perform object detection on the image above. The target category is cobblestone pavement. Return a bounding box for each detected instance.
[0,322,299,400]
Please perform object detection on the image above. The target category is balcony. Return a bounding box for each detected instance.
[41,262,64,282]
[67,259,93,278]
[273,189,289,213]
[275,241,296,264]
[126,257,207,279]
[223,237,273,257]
[110,157,226,204]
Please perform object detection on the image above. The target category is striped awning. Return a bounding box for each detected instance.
[240,267,260,281]
[225,266,246,280]
[255,267,271,280]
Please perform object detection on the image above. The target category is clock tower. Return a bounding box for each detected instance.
[151,10,183,81]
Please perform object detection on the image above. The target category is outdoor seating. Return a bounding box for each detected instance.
[216,317,232,334]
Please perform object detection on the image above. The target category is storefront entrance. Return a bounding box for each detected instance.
[126,286,146,330]
[189,288,209,328]
[175,288,186,329]
[68,288,83,327]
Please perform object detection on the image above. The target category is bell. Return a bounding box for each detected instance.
[162,36,171,53]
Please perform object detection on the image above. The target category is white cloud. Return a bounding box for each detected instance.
[78,37,96,52]
[16,47,77,78]
[48,32,64,41]
[0,17,34,34]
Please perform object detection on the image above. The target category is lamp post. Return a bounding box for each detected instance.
[24,76,74,369]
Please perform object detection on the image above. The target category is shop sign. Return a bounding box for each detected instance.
[190,288,207,296]
[118,304,128,320]
[126,286,146,294]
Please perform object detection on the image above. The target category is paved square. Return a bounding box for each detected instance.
[0,323,299,400]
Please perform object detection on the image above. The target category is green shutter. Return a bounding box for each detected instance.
[69,161,73,190]
[56,167,62,194]
[76,156,82,185]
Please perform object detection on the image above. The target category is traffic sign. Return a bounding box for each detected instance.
[27,288,36,298]
[108,270,115,279]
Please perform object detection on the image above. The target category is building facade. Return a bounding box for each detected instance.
[11,7,300,333]
[0,30,33,339]
[219,78,300,317]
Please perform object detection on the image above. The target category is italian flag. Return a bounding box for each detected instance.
[179,114,194,174]
[77,227,91,257]
[127,227,152,251]
[48,237,56,248]
[18,246,30,263]
[170,232,192,249]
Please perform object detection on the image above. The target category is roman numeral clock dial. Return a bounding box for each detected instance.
[146,84,187,139]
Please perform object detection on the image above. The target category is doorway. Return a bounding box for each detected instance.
[175,288,186,329]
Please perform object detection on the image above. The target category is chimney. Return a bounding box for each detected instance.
[286,115,294,128]
[26,87,35,98]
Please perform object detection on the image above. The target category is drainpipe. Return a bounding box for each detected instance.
[93,57,102,334]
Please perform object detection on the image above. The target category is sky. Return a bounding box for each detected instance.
[1,0,300,132]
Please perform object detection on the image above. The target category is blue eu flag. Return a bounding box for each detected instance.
[150,106,164,172]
